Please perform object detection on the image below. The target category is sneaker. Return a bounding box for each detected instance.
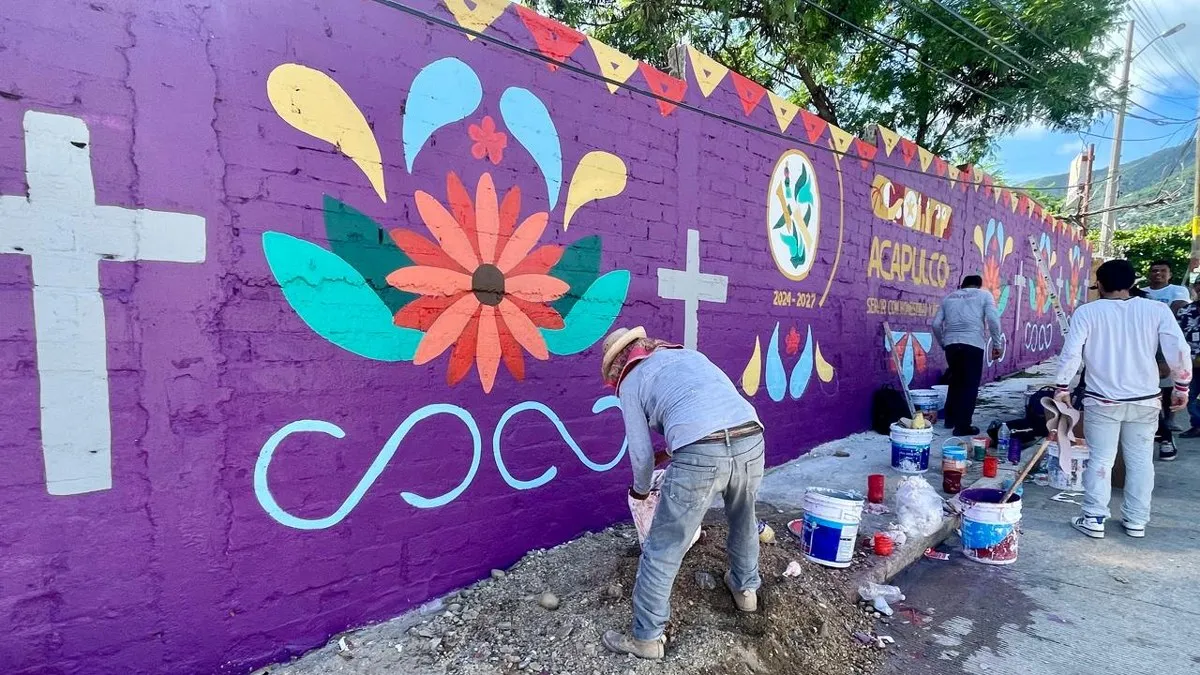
[1121,520,1146,538]
[952,425,980,437]
[602,630,665,660]
[1158,441,1178,461]
[1072,515,1106,539]
[724,571,758,612]
[1181,427,1200,439]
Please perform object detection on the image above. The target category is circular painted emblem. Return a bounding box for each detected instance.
[766,149,821,281]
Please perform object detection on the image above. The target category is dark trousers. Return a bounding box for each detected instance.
[944,344,984,433]
[1156,387,1173,444]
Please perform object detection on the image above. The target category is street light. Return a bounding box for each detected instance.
[1099,21,1188,258]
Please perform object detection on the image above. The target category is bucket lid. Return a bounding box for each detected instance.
[805,487,864,503]
[958,487,1020,505]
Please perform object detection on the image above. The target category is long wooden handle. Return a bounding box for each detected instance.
[881,321,916,418]
[1000,439,1052,503]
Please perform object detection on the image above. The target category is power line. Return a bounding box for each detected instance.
[364,0,1089,194]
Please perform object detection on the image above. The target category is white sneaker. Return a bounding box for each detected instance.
[1121,520,1146,538]
[1072,515,1105,538]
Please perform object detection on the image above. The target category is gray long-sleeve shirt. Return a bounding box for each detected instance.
[617,349,761,494]
[932,288,1003,350]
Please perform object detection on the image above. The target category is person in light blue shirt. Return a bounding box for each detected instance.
[598,326,764,660]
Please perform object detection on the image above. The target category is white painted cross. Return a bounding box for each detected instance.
[656,229,728,350]
[0,111,207,495]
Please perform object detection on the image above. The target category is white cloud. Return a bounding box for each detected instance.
[1056,140,1086,156]
[1111,0,1200,100]
[1009,121,1049,140]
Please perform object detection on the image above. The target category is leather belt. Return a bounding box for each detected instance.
[698,421,763,444]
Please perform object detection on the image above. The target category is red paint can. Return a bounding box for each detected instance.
[867,474,885,504]
[873,532,894,557]
[983,456,999,478]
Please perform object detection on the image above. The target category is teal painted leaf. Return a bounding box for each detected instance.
[541,270,630,355]
[549,235,602,318]
[323,195,414,314]
[263,232,422,362]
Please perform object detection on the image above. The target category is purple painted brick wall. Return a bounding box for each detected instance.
[0,1,1088,673]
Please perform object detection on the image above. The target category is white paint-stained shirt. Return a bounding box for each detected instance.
[931,288,1002,350]
[617,349,761,495]
[1054,297,1192,407]
[1142,284,1191,306]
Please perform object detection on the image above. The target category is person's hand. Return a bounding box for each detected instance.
[1053,387,1072,408]
[653,449,670,467]
[1171,385,1189,412]
[990,345,1003,361]
[628,486,650,501]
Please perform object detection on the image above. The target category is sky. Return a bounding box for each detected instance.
[993,0,1200,184]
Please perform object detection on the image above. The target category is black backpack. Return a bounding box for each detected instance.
[872,386,910,435]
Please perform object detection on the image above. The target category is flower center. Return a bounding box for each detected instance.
[472,264,505,306]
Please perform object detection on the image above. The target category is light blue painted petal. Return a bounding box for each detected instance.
[985,218,996,245]
[913,332,933,352]
[996,221,1005,250]
[901,336,915,386]
[541,270,629,355]
[766,323,787,402]
[788,327,815,399]
[500,87,562,207]
[403,58,482,172]
[262,232,422,361]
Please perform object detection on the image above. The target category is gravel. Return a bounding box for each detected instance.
[261,518,884,675]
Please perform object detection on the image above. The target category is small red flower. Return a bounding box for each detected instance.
[469,116,507,165]
[785,326,801,356]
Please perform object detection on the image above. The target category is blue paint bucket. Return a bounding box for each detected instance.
[890,423,933,474]
[798,488,864,568]
[959,488,1022,566]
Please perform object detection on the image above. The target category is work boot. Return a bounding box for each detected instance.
[1180,427,1200,439]
[601,630,664,659]
[1071,515,1105,539]
[952,425,980,437]
[724,572,758,612]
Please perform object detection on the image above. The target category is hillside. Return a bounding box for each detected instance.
[1025,140,1195,229]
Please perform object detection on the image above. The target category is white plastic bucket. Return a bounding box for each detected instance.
[799,488,864,568]
[890,423,933,474]
[931,385,949,412]
[1047,442,1089,491]
[959,488,1022,565]
[910,389,941,423]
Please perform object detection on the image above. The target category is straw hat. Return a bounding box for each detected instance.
[600,326,646,377]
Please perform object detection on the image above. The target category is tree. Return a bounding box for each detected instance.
[1110,223,1192,284]
[524,0,1123,162]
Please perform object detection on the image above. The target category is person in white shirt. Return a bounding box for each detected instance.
[1054,260,1191,539]
[1141,260,1191,313]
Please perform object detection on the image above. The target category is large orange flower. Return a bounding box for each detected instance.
[982,257,1002,305]
[386,172,567,392]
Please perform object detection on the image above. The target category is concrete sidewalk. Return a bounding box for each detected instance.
[883,410,1200,673]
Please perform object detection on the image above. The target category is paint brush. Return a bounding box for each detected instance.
[999,439,1051,504]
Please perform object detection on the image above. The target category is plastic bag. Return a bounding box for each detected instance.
[895,476,944,537]
[629,469,702,549]
[857,582,905,603]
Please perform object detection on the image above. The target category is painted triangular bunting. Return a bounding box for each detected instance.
[443,0,510,39]
[801,110,828,144]
[516,6,586,70]
[876,126,901,156]
[588,37,638,93]
[854,138,878,170]
[767,92,800,132]
[917,147,934,172]
[686,46,729,97]
[932,157,947,177]
[730,72,767,116]
[828,125,854,155]
[638,63,687,116]
[898,138,917,166]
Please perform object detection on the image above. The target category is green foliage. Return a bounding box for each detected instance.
[523,0,1123,161]
[1110,223,1192,284]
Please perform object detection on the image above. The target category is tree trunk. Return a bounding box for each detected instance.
[794,62,839,127]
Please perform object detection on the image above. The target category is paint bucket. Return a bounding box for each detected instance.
[941,439,968,473]
[799,488,865,569]
[890,423,933,474]
[959,488,1022,566]
[931,384,949,413]
[910,389,942,423]
[1047,442,1089,491]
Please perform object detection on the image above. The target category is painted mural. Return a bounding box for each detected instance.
[0,1,1090,674]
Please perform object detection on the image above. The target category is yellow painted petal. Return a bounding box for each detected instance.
[686,46,729,97]
[267,64,385,202]
[973,225,985,257]
[1002,236,1013,259]
[741,337,762,396]
[588,37,639,93]
[815,341,835,383]
[443,0,510,40]
[563,151,627,230]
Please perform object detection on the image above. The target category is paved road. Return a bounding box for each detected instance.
[883,437,1200,675]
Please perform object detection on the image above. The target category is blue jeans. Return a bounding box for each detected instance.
[631,433,765,640]
[1189,377,1200,429]
[1082,403,1158,526]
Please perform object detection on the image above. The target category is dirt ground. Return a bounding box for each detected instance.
[263,516,885,675]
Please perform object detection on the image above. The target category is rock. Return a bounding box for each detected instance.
[603,583,623,599]
[429,637,442,651]
[463,609,480,621]
[417,628,435,639]
[498,622,513,631]
[448,603,462,613]
[490,569,506,581]
[694,571,717,590]
[538,592,560,611]
[834,449,851,457]
[583,643,598,657]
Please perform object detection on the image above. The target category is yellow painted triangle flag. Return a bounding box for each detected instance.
[686,46,729,97]
[947,164,960,188]
[917,147,934,172]
[876,126,901,156]
[766,92,801,133]
[829,125,854,155]
[1011,191,1020,213]
[587,37,638,93]
[443,0,510,40]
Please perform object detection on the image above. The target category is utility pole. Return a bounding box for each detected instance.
[1189,99,1200,280]
[1100,20,1135,258]
[1082,144,1095,232]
